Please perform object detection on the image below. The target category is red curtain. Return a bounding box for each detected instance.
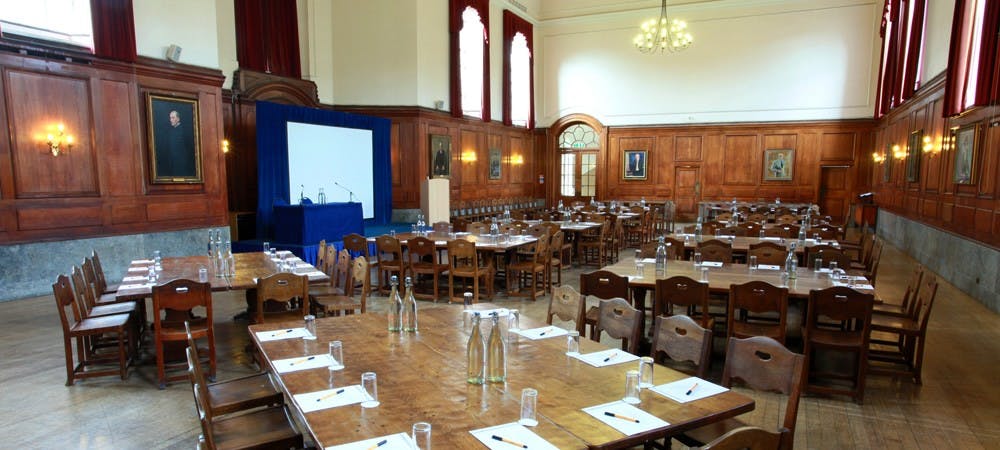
[502,10,533,129]
[899,0,927,101]
[874,0,927,118]
[944,0,1000,116]
[235,0,301,78]
[90,0,136,62]
[449,0,491,121]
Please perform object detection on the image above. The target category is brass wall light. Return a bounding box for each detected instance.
[46,123,74,156]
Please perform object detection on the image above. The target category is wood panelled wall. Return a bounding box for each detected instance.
[872,74,1000,248]
[545,119,875,220]
[335,107,542,210]
[0,50,228,245]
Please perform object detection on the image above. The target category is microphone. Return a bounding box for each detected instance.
[333,181,356,203]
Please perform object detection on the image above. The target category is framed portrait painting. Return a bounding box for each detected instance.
[906,130,922,182]
[488,147,502,180]
[429,134,451,178]
[763,149,793,181]
[882,143,892,183]
[623,150,647,180]
[952,124,977,184]
[146,93,202,183]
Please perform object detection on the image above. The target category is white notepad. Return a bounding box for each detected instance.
[294,385,372,414]
[118,283,155,290]
[832,281,875,290]
[469,422,559,450]
[582,400,669,436]
[325,432,414,450]
[122,275,148,282]
[256,327,310,342]
[757,264,781,270]
[513,326,568,340]
[571,349,640,368]
[639,258,657,264]
[273,353,339,373]
[131,259,154,264]
[698,261,724,268]
[126,266,149,273]
[651,376,729,403]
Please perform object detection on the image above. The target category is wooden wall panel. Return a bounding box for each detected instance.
[5,70,98,198]
[872,73,1000,248]
[674,136,703,161]
[820,132,856,162]
[17,205,102,230]
[96,79,140,197]
[722,135,757,185]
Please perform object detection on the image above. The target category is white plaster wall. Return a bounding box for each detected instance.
[538,0,882,126]
[133,0,221,70]
[921,0,956,82]
[416,0,450,110]
[329,0,419,106]
[216,0,238,89]
[300,0,335,104]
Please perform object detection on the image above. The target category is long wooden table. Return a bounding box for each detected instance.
[115,251,329,300]
[249,304,755,449]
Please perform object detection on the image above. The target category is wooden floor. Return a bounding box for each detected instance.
[2,240,998,449]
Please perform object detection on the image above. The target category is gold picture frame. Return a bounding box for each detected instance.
[146,93,203,184]
[763,148,793,181]
[623,150,647,180]
[951,123,977,185]
[429,134,451,179]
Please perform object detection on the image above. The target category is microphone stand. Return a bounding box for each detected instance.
[333,181,356,203]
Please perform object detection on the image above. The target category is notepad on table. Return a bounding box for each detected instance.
[513,326,568,340]
[294,385,371,414]
[571,349,639,367]
[256,327,310,342]
[122,275,148,282]
[582,400,669,435]
[131,259,154,264]
[325,432,413,450]
[469,422,559,450]
[127,266,149,273]
[651,376,728,403]
[273,353,338,373]
[639,258,657,264]
[757,264,781,270]
[119,283,155,290]
[698,261,724,268]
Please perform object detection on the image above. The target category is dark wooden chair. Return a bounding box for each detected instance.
[254,273,310,325]
[310,248,349,305]
[762,227,790,239]
[738,222,762,237]
[727,281,788,344]
[697,239,733,263]
[185,321,283,416]
[313,250,369,316]
[343,232,376,295]
[548,285,587,335]
[71,266,139,334]
[187,348,303,450]
[447,239,494,303]
[81,257,124,304]
[677,336,804,450]
[580,270,631,338]
[748,241,788,266]
[578,220,610,267]
[803,286,874,403]
[407,236,448,301]
[153,278,214,389]
[655,276,712,329]
[508,234,549,301]
[592,298,643,354]
[53,274,133,386]
[548,231,567,289]
[808,245,852,270]
[89,250,119,294]
[775,214,799,225]
[651,314,712,379]
[873,264,923,317]
[432,221,451,233]
[700,426,789,450]
[375,235,405,294]
[869,274,938,384]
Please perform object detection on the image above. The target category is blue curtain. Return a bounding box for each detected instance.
[256,101,392,239]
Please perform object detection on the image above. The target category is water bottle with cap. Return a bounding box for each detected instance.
[466,312,485,384]
[655,236,668,276]
[694,216,703,239]
[486,313,506,383]
[387,276,402,332]
[224,241,235,277]
[402,276,418,332]
[784,242,798,280]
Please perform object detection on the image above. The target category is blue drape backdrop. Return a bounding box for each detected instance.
[255,101,392,240]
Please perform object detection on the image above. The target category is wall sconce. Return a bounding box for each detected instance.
[461,150,477,162]
[872,152,885,163]
[891,144,907,160]
[505,154,525,165]
[921,135,936,154]
[221,139,231,154]
[46,123,74,156]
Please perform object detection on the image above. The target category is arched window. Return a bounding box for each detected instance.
[450,0,490,121]
[558,124,600,198]
[503,10,533,128]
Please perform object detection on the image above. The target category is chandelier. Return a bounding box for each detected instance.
[633,0,693,54]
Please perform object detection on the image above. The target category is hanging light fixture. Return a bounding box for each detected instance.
[633,0,694,54]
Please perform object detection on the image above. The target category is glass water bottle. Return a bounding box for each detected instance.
[387,276,403,331]
[467,313,485,384]
[655,236,668,276]
[486,313,507,383]
[402,276,418,332]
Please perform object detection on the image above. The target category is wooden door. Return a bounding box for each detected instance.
[674,166,701,219]
[819,166,850,223]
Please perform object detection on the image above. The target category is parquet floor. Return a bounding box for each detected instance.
[1,240,997,449]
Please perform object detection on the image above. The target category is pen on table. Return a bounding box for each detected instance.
[538,327,553,336]
[271,329,294,337]
[686,382,699,396]
[365,439,388,450]
[316,388,346,402]
[491,435,528,448]
[290,356,316,365]
[603,352,618,362]
[604,411,640,423]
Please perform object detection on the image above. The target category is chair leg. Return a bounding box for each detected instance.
[64,337,75,386]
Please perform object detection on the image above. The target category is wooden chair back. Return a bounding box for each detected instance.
[867,239,884,284]
[407,236,439,266]
[810,245,852,270]
[594,298,643,354]
[775,214,799,224]
[748,242,788,266]
[715,212,733,222]
[762,227,790,238]
[812,225,840,240]
[315,240,327,271]
[638,238,683,260]
[526,224,547,237]
[90,250,112,293]
[700,426,789,450]
[333,249,352,291]
[542,221,561,238]
[655,276,711,327]
[806,286,873,331]
[70,265,99,312]
[746,213,766,224]
[895,264,925,317]
[153,279,214,387]
[350,257,371,313]
[738,222,762,236]
[54,274,85,328]
[188,349,218,448]
[548,285,586,334]
[697,239,733,263]
[580,270,630,302]
[432,221,451,233]
[468,222,489,235]
[375,235,403,265]
[651,314,712,379]
[255,273,310,324]
[722,336,805,437]
[448,239,479,271]
[716,226,746,237]
[342,233,371,258]
[728,281,789,343]
[79,258,104,305]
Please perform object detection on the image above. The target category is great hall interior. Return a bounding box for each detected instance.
[0,1,998,449]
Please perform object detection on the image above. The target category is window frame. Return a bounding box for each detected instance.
[502,9,533,129]
[449,0,491,122]
[874,0,927,118]
[943,0,1000,116]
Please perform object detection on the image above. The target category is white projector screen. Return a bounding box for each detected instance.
[287,122,375,219]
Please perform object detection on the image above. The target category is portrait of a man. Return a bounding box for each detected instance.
[952,124,977,184]
[763,149,794,181]
[623,150,647,180]
[147,94,202,183]
[430,134,451,178]
[489,148,502,180]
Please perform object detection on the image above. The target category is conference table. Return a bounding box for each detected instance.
[114,251,330,301]
[249,304,755,449]
[668,233,846,261]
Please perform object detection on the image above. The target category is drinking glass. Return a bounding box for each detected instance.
[303,315,316,340]
[635,262,645,278]
[389,229,396,237]
[700,267,709,283]
[361,372,379,408]
[328,340,344,369]
[519,388,539,426]
[638,357,654,389]
[198,266,208,282]
[829,261,839,278]
[693,252,703,266]
[813,233,822,243]
[748,255,758,272]
[262,241,270,253]
[269,247,277,258]
[508,309,520,332]
[566,331,580,355]
[813,257,823,272]
[623,370,641,404]
[412,422,432,449]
